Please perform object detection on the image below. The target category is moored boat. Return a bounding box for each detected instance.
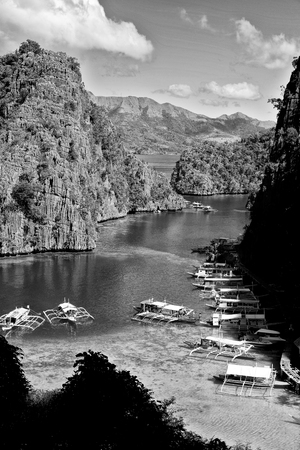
[0,306,45,337]
[193,276,244,290]
[184,335,255,361]
[132,298,198,324]
[205,297,260,311]
[241,328,286,344]
[43,299,94,326]
[215,362,282,395]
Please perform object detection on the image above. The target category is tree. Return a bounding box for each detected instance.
[19,39,42,55]
[0,336,31,448]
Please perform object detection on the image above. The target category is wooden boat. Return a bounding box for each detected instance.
[0,306,45,337]
[43,300,94,326]
[202,205,214,212]
[192,276,244,290]
[206,297,260,311]
[216,362,278,396]
[242,328,286,344]
[187,266,242,279]
[132,298,198,324]
[185,335,255,361]
[200,309,267,328]
[191,201,204,209]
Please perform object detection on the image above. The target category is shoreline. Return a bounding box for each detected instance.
[18,324,300,450]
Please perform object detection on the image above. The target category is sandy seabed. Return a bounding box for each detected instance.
[17,324,300,450]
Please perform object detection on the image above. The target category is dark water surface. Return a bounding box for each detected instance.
[0,195,249,336]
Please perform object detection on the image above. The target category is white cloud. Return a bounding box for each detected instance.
[179,9,193,24]
[203,81,261,100]
[198,15,216,33]
[235,18,300,69]
[168,84,193,98]
[153,84,193,98]
[180,9,216,33]
[0,0,154,61]
[199,99,228,107]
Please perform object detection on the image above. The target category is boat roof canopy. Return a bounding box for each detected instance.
[59,302,77,312]
[206,336,245,347]
[255,328,280,335]
[162,304,186,311]
[6,307,29,317]
[226,363,272,379]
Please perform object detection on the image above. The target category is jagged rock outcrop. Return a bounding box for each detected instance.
[0,41,184,256]
[239,57,300,312]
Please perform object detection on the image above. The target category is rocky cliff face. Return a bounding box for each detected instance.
[239,57,300,310]
[0,41,184,256]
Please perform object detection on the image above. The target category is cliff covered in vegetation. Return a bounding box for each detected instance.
[239,58,300,317]
[0,41,184,256]
[170,130,273,195]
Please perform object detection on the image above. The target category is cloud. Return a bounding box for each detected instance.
[180,9,216,32]
[234,18,300,69]
[0,0,154,61]
[179,9,193,24]
[198,15,216,33]
[154,84,193,98]
[199,99,229,107]
[201,81,261,100]
[167,84,193,98]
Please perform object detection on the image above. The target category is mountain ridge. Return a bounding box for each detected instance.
[89,94,275,154]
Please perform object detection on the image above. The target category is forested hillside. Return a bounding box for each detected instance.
[91,94,275,154]
[170,130,274,195]
[0,41,184,256]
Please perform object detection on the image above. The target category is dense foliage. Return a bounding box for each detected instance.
[0,338,255,450]
[239,58,300,329]
[0,41,184,255]
[170,130,274,195]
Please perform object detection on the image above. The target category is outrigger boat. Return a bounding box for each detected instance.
[215,362,279,396]
[184,335,255,361]
[205,297,260,311]
[240,328,286,344]
[43,299,94,326]
[0,306,45,337]
[187,266,242,279]
[132,298,198,324]
[192,276,244,290]
[192,201,204,209]
[199,309,267,329]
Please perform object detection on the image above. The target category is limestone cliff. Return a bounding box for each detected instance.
[0,40,184,256]
[239,57,300,310]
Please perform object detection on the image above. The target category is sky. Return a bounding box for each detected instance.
[1,0,300,121]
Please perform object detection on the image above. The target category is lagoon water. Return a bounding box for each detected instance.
[0,195,249,337]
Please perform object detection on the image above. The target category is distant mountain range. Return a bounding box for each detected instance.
[89,94,275,154]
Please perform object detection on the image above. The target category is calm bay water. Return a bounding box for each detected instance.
[0,195,249,336]
[137,154,180,178]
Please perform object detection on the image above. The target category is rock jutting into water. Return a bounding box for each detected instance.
[0,40,185,256]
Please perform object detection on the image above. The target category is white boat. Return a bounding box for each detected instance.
[200,309,266,328]
[216,362,278,396]
[206,297,260,311]
[202,205,214,212]
[43,300,94,326]
[249,328,286,343]
[192,202,204,209]
[187,267,242,279]
[193,276,244,290]
[185,335,255,361]
[0,306,45,337]
[132,298,198,324]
